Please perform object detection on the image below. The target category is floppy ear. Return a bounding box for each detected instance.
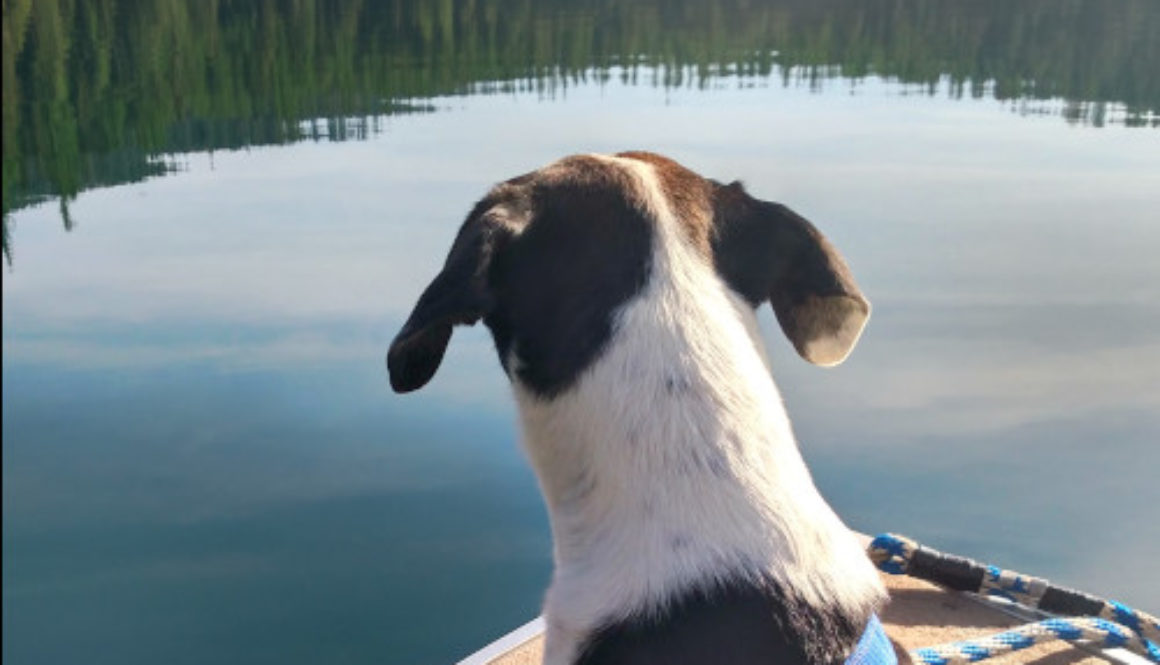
[713,188,870,366]
[388,220,506,392]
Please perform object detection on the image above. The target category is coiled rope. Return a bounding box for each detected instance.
[868,533,1160,664]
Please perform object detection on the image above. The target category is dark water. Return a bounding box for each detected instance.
[3,1,1159,664]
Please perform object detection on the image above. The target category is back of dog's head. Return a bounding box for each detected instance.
[388,152,869,399]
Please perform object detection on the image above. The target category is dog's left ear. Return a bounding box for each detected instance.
[713,187,870,366]
[388,217,508,393]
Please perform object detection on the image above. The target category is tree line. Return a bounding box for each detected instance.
[3,0,1158,261]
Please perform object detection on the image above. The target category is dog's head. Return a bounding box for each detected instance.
[388,152,868,398]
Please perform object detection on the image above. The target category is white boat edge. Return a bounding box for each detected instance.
[456,616,546,665]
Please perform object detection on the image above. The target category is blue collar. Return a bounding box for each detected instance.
[846,615,897,665]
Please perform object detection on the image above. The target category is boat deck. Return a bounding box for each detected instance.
[465,572,1124,665]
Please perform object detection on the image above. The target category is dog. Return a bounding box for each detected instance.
[389,152,890,665]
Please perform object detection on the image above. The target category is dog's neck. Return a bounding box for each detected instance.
[509,198,884,664]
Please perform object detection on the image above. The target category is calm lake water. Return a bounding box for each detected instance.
[3,1,1159,664]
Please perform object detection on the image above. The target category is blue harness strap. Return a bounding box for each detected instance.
[846,615,898,665]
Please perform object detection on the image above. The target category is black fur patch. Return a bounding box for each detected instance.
[710,183,807,307]
[483,167,653,398]
[574,579,867,665]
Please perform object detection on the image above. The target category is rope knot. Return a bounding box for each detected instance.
[868,533,917,575]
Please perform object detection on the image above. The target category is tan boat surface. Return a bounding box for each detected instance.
[469,572,1121,665]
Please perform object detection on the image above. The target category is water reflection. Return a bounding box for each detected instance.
[4,0,1160,261]
[3,4,1159,665]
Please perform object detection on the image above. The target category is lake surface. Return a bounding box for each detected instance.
[3,1,1159,664]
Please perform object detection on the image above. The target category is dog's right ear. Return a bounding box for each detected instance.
[388,217,509,393]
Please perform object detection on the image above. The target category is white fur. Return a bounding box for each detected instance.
[511,156,884,665]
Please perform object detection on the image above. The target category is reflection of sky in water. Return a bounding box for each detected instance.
[3,77,1159,663]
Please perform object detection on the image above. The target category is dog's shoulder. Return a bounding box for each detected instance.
[574,580,866,665]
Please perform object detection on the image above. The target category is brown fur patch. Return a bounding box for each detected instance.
[617,151,714,255]
[536,154,637,192]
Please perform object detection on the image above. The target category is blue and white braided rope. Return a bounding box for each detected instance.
[868,533,1160,664]
[912,617,1158,665]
